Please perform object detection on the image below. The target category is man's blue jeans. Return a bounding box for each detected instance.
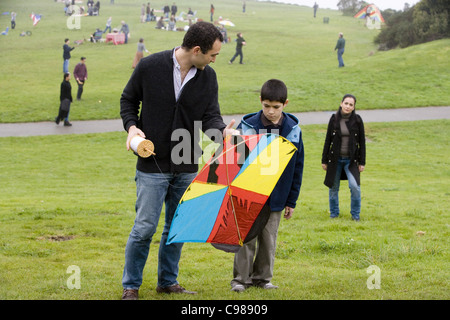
[337,48,345,67]
[122,170,196,290]
[329,157,361,219]
[63,59,69,73]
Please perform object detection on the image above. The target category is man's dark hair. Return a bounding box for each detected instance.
[64,38,69,42]
[260,79,288,104]
[181,21,223,54]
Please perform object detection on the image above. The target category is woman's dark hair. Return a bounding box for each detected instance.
[260,79,288,104]
[181,21,223,54]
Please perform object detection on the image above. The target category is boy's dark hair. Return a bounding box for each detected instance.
[181,21,223,54]
[63,72,70,80]
[64,38,69,42]
[260,79,288,104]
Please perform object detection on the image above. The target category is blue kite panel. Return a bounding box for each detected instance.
[167,188,228,244]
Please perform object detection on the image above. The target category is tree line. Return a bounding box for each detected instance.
[337,0,450,50]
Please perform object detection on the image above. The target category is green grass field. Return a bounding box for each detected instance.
[0,120,449,300]
[0,0,449,301]
[0,0,449,123]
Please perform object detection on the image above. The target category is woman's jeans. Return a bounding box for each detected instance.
[337,48,345,67]
[122,170,196,290]
[329,157,361,219]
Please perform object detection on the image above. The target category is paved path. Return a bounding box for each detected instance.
[0,106,449,137]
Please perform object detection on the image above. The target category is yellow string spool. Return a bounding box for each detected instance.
[130,136,155,158]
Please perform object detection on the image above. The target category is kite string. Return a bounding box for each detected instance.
[224,138,243,247]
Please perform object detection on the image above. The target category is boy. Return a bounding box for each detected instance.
[229,32,246,64]
[231,79,304,291]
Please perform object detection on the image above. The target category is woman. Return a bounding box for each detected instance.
[55,72,73,126]
[132,38,149,68]
[321,94,366,221]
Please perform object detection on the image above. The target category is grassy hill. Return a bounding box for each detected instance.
[0,0,449,123]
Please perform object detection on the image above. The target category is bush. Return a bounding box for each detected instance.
[375,0,450,50]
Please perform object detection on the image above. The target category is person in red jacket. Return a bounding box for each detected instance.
[73,57,87,101]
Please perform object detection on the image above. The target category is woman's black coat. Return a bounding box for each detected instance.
[321,108,366,188]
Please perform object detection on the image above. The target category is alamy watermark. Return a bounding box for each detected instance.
[170,122,284,175]
[366,265,381,290]
[66,265,81,289]
[66,5,81,30]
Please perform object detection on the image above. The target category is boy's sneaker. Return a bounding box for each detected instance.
[260,282,278,289]
[231,284,246,292]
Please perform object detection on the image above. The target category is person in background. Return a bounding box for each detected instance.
[11,12,16,29]
[334,32,345,67]
[73,57,88,101]
[55,72,73,127]
[229,32,246,64]
[132,38,150,68]
[63,38,75,73]
[120,21,129,44]
[104,16,112,33]
[321,94,366,221]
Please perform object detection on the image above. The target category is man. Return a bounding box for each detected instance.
[171,2,177,17]
[120,21,236,300]
[335,32,345,67]
[119,21,129,44]
[229,32,246,65]
[63,38,75,73]
[73,57,87,101]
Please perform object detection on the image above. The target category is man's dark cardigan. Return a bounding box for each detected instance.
[120,49,226,173]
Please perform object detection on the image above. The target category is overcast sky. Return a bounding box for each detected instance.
[259,0,421,11]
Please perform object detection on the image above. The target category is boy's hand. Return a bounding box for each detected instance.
[284,206,294,220]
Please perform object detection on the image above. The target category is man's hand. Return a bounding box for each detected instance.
[126,125,146,151]
[223,119,239,137]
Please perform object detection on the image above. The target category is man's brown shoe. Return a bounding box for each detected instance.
[156,284,197,294]
[122,289,139,300]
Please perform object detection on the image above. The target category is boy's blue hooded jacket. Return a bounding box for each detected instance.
[237,110,304,211]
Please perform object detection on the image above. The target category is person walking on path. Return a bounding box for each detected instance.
[229,32,246,64]
[334,32,345,67]
[55,72,73,126]
[321,94,366,221]
[120,21,236,300]
[63,38,75,73]
[73,57,88,101]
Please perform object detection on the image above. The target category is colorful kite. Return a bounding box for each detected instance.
[30,12,41,26]
[354,4,385,23]
[167,133,297,253]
